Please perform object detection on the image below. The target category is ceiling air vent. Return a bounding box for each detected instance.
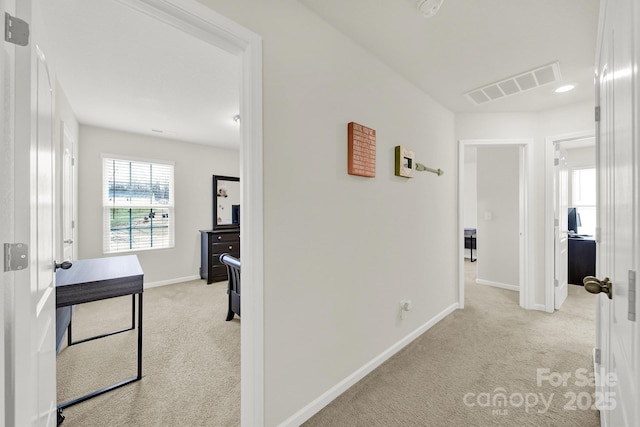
[465,62,562,105]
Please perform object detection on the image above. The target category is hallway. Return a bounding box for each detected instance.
[305,261,599,426]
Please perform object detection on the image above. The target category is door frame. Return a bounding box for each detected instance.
[118,3,265,423]
[0,0,10,421]
[123,2,266,424]
[543,130,594,313]
[458,139,532,310]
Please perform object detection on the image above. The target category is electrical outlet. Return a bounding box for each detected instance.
[400,299,412,319]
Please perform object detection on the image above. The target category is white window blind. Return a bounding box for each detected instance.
[103,156,174,253]
[571,167,596,236]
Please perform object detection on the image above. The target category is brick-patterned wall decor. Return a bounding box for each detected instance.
[348,122,376,178]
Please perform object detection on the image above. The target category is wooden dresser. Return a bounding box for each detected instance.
[200,229,240,284]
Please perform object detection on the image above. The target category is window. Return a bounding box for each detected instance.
[103,155,174,253]
[571,167,596,236]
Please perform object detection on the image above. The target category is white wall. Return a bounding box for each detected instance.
[463,147,477,228]
[197,1,458,425]
[77,125,239,285]
[456,100,594,306]
[476,146,520,288]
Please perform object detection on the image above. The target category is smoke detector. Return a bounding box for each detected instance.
[417,0,445,18]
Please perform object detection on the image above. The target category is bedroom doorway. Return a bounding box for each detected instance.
[28,0,264,424]
[544,131,596,312]
[458,139,532,310]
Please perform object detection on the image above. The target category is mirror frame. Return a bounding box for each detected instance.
[213,174,240,230]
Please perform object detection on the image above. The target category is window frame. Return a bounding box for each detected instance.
[102,153,175,254]
[570,166,596,236]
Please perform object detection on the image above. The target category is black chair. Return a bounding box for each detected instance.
[219,253,240,321]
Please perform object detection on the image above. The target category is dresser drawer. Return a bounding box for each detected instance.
[201,229,240,284]
[211,241,240,256]
[210,233,240,244]
[210,265,230,282]
[212,249,240,263]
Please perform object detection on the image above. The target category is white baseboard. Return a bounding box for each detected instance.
[144,275,201,289]
[278,302,460,427]
[476,278,519,292]
[531,304,547,312]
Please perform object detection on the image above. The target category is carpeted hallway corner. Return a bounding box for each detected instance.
[304,261,600,427]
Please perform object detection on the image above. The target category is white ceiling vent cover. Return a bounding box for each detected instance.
[465,62,562,105]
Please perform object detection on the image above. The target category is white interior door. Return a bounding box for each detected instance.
[61,122,75,261]
[10,0,58,425]
[1,0,12,421]
[596,0,639,425]
[554,144,569,309]
[33,42,57,427]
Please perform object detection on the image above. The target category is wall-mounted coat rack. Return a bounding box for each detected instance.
[395,146,443,178]
[416,162,444,176]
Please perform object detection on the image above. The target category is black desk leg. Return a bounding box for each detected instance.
[67,309,73,347]
[470,236,476,262]
[58,292,143,411]
[132,294,136,329]
[137,293,143,379]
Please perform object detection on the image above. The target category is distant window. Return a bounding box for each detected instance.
[572,167,596,235]
[103,156,174,253]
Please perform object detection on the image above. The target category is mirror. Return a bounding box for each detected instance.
[213,175,240,230]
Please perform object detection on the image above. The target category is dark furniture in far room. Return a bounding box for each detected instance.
[200,230,240,284]
[568,235,596,285]
[464,228,477,262]
[220,253,241,321]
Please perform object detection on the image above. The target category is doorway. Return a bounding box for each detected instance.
[5,0,265,424]
[458,139,532,310]
[544,131,595,312]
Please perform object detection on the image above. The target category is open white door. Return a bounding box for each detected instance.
[6,0,58,425]
[61,122,75,262]
[1,0,11,422]
[595,0,639,425]
[554,144,569,309]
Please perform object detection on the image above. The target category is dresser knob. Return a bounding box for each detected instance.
[218,236,222,240]
[229,245,233,249]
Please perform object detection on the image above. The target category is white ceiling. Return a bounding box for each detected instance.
[39,0,240,148]
[299,0,600,113]
[38,0,600,151]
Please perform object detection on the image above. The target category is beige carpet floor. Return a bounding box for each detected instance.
[304,261,600,427]
[57,261,600,426]
[56,279,240,427]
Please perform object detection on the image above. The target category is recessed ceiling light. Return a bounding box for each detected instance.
[555,84,576,93]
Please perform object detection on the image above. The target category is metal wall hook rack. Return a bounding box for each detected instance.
[415,162,444,176]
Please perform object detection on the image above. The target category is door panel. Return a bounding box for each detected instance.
[34,43,57,427]
[596,0,638,425]
[1,0,11,421]
[554,145,569,309]
[11,0,58,423]
[61,122,74,261]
